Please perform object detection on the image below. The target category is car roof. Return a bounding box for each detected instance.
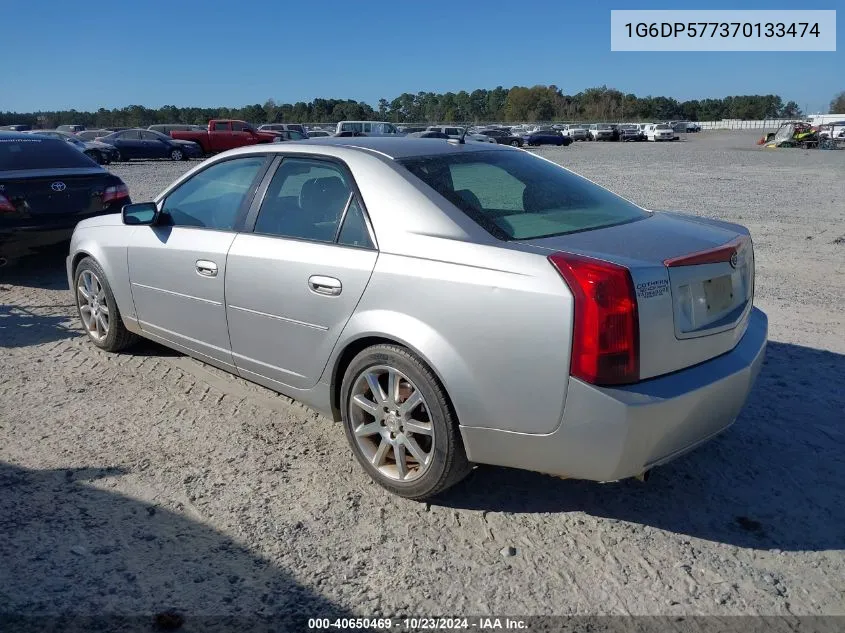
[0,131,43,140]
[273,136,514,160]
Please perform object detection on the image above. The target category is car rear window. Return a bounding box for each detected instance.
[0,137,96,170]
[397,150,649,241]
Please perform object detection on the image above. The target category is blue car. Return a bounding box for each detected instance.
[95,129,202,162]
[523,130,573,147]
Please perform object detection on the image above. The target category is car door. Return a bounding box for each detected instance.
[116,130,145,158]
[127,154,272,369]
[140,131,168,158]
[209,121,233,152]
[231,121,253,148]
[225,155,378,391]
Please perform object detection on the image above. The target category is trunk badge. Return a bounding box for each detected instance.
[729,252,738,268]
[51,181,67,192]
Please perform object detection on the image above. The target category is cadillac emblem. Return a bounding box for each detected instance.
[729,251,739,268]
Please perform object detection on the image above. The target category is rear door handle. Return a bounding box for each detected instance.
[196,260,218,277]
[308,275,342,296]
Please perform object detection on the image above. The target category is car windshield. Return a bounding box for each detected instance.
[0,137,95,170]
[398,150,648,241]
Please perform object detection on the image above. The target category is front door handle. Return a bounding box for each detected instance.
[308,275,342,296]
[196,260,218,277]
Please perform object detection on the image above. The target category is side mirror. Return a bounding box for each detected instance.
[122,202,159,226]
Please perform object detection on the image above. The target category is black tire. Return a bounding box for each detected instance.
[73,257,139,352]
[169,148,184,161]
[340,344,471,500]
[510,140,520,147]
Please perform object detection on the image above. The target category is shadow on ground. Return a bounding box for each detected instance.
[0,247,69,290]
[438,341,845,553]
[0,462,354,632]
[0,303,78,348]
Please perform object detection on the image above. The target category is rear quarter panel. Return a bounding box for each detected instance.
[330,243,574,435]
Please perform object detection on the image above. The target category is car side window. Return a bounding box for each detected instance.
[212,121,230,131]
[253,158,355,243]
[159,156,267,230]
[336,198,374,249]
[140,131,159,141]
[232,121,247,132]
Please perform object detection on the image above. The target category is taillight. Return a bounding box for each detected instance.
[0,193,15,213]
[102,184,129,204]
[548,252,640,386]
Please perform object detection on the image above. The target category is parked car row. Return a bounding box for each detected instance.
[490,121,689,142]
[21,130,120,164]
[6,116,695,172]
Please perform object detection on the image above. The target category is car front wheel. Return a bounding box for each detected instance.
[341,344,471,499]
[170,148,184,161]
[510,140,520,147]
[74,257,138,352]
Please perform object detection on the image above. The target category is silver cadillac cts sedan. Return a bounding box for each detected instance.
[67,137,767,499]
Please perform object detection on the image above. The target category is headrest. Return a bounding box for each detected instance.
[300,177,349,220]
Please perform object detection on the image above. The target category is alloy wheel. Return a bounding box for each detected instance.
[77,269,109,341]
[348,365,434,482]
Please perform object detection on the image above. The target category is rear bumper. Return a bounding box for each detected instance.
[1,206,126,259]
[460,307,768,481]
[1,226,75,258]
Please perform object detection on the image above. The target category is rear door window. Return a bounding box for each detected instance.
[253,158,354,243]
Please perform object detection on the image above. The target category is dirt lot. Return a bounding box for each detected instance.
[1,132,843,624]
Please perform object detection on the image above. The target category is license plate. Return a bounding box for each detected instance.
[703,275,734,314]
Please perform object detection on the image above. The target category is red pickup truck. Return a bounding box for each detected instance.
[170,120,279,154]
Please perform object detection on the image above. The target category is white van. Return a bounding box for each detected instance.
[335,121,401,136]
[646,123,675,141]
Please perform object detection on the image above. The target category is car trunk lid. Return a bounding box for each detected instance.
[0,168,115,225]
[517,211,755,380]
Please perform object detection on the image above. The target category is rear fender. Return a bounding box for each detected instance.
[322,309,477,426]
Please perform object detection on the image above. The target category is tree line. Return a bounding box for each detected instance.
[0,85,816,129]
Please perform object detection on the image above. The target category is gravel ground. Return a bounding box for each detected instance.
[1,132,843,625]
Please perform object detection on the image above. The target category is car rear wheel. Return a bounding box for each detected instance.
[74,257,138,352]
[341,344,471,499]
[170,148,184,161]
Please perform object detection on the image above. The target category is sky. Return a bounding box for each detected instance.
[2,0,841,114]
